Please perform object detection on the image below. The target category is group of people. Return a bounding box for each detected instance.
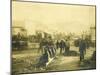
[37,38,87,70]
[39,39,70,56]
[39,38,56,57]
[37,39,70,70]
[56,39,87,62]
[37,39,56,69]
[56,40,70,55]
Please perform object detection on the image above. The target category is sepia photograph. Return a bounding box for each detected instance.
[12,1,96,75]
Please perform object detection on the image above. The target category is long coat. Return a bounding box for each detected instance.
[79,40,86,59]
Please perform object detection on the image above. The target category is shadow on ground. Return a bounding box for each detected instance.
[63,50,80,56]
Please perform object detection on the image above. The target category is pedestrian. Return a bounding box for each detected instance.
[59,40,66,54]
[65,39,70,55]
[48,39,56,57]
[37,49,48,70]
[56,40,60,49]
[38,39,45,54]
[79,39,87,62]
[17,32,21,50]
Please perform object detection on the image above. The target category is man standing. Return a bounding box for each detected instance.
[79,39,87,62]
[59,40,66,54]
[56,40,60,49]
[65,40,70,55]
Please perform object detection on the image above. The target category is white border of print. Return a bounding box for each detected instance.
[0,0,100,75]
[0,0,10,75]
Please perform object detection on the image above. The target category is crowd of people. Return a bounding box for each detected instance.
[37,38,70,69]
[12,32,92,70]
[37,37,88,69]
[39,39,70,55]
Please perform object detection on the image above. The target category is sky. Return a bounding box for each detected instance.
[12,1,95,35]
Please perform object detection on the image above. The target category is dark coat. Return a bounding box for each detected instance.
[59,40,66,48]
[79,40,86,52]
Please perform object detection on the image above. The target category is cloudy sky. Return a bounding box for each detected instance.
[12,1,95,35]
